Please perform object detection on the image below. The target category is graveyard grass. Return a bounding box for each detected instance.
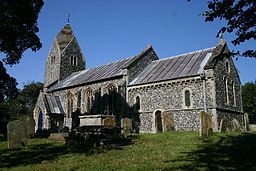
[1,131,256,170]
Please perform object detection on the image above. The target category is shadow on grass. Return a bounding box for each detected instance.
[163,132,256,171]
[0,135,137,169]
[0,143,66,168]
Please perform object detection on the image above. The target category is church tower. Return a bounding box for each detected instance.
[44,24,86,88]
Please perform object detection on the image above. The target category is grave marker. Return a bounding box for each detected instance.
[7,120,27,149]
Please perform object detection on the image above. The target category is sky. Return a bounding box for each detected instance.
[2,0,256,89]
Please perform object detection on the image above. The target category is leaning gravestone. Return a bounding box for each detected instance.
[103,117,116,127]
[230,119,241,131]
[21,115,35,138]
[7,120,27,149]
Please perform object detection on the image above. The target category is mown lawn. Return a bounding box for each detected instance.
[0,131,256,171]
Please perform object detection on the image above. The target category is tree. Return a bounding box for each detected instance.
[0,0,44,137]
[189,0,255,58]
[0,0,44,65]
[0,61,18,137]
[242,81,256,123]
[0,61,18,102]
[17,81,43,117]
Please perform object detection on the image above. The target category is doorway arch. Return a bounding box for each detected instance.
[38,109,43,130]
[152,109,164,133]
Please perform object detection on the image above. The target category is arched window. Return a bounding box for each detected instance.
[67,93,74,118]
[184,90,191,107]
[107,84,117,115]
[224,77,229,104]
[85,88,93,113]
[225,61,230,73]
[232,81,236,106]
[77,91,81,109]
[135,96,140,110]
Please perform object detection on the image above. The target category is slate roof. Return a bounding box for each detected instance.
[47,45,154,92]
[129,47,215,86]
[48,58,132,92]
[44,94,64,115]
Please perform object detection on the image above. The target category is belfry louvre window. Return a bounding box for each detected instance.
[70,55,77,66]
[185,90,191,107]
[51,56,55,65]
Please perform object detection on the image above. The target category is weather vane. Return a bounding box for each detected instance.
[219,32,223,39]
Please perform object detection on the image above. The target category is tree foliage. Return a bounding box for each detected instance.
[17,81,43,116]
[189,0,256,58]
[242,81,256,123]
[0,0,44,137]
[0,81,43,136]
[0,0,44,65]
[0,61,18,102]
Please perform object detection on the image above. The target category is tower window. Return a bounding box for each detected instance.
[70,55,77,66]
[51,56,55,65]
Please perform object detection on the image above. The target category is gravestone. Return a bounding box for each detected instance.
[21,115,35,138]
[219,119,224,133]
[63,126,69,133]
[7,120,27,149]
[199,111,212,137]
[230,119,241,131]
[163,113,175,131]
[122,118,132,135]
[103,117,116,127]
[244,113,250,131]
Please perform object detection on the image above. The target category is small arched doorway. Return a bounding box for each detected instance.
[38,110,43,130]
[155,110,163,133]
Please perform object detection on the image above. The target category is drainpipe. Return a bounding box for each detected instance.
[200,72,207,112]
[200,72,207,137]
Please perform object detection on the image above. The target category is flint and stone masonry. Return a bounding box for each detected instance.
[34,24,243,133]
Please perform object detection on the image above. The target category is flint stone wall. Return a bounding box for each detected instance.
[213,47,242,112]
[128,49,158,83]
[44,40,61,87]
[34,91,49,130]
[60,37,85,80]
[128,78,215,133]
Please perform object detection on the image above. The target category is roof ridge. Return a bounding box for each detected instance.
[158,46,215,61]
[86,55,135,70]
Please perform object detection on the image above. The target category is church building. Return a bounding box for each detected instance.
[34,24,243,133]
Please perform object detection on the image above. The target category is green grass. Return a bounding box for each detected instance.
[1,131,256,171]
